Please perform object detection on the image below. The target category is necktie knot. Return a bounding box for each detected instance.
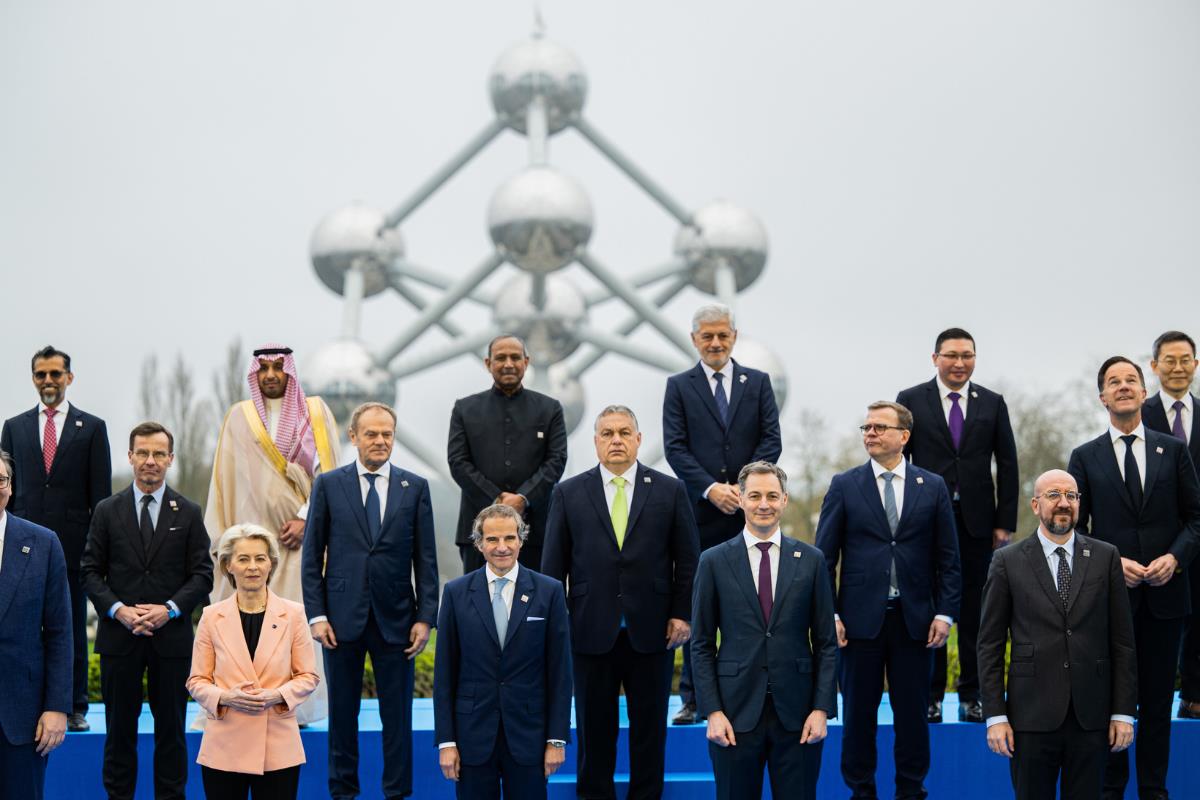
[755,541,772,554]
[611,476,626,489]
[364,473,378,487]
[948,392,960,402]
[493,576,509,598]
[45,407,57,419]
[882,471,896,484]
[1054,546,1067,558]
[1120,434,1137,447]
[141,494,153,508]
[1174,400,1186,412]
[713,372,725,383]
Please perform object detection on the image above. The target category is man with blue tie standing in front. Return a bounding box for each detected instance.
[663,303,781,725]
[302,401,439,800]
[816,401,961,800]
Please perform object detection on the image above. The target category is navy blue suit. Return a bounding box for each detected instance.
[433,565,572,799]
[691,535,838,800]
[815,461,961,799]
[302,462,439,799]
[541,463,700,800]
[0,513,71,800]
[2,404,111,714]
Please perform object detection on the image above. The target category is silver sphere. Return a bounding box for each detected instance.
[310,204,404,298]
[732,337,788,411]
[492,273,587,365]
[525,363,586,434]
[488,166,593,274]
[489,37,587,134]
[302,338,397,428]
[674,200,768,294]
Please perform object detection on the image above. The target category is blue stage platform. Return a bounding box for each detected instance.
[46,696,1200,798]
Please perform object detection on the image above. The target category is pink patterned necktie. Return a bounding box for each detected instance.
[43,407,58,475]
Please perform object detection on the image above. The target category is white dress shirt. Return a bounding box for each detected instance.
[1109,424,1147,491]
[38,399,70,448]
[936,377,969,423]
[1161,390,1193,444]
[599,462,638,516]
[743,528,781,596]
[870,458,906,519]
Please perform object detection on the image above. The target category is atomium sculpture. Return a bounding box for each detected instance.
[304,25,787,479]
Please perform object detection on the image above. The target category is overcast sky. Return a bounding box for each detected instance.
[3,1,1198,480]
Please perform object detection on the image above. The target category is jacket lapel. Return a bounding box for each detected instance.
[725,360,747,425]
[378,465,406,540]
[854,463,893,537]
[47,405,82,479]
[584,467,620,549]
[1141,433,1163,508]
[145,487,179,565]
[0,520,32,621]
[687,363,726,429]
[923,380,956,452]
[503,567,535,649]
[894,468,925,536]
[251,592,290,674]
[1065,536,1092,615]
[1020,535,1064,614]
[337,465,372,547]
[1191,394,1200,447]
[1091,435,1136,515]
[212,597,257,682]
[957,383,982,450]
[768,537,800,629]
[623,463,652,543]
[116,488,147,567]
[468,570,502,649]
[723,537,765,630]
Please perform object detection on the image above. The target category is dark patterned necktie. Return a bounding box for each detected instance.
[713,372,729,426]
[1054,546,1071,609]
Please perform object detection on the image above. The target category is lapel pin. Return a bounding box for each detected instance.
[21,546,30,554]
[1156,446,1164,454]
[1082,549,1091,557]
[520,594,529,603]
[537,431,544,439]
[971,391,978,398]
[643,476,651,483]
[169,500,178,511]
[739,374,747,384]
[75,420,83,427]
[401,480,409,487]
[916,476,924,485]
[793,551,801,559]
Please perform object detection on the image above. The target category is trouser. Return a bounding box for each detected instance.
[201,765,301,799]
[930,505,991,703]
[1179,566,1200,702]
[0,719,47,800]
[709,693,822,800]
[67,568,89,714]
[457,724,547,800]
[1010,704,1107,800]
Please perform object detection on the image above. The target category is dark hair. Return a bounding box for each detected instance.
[1096,356,1145,392]
[934,328,974,354]
[128,421,174,452]
[1152,330,1196,360]
[867,400,914,431]
[487,334,528,359]
[32,345,71,373]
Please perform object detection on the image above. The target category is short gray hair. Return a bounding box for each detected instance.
[691,303,736,333]
[470,504,529,544]
[594,404,639,432]
[738,461,788,493]
[215,523,281,589]
[867,400,913,431]
[349,401,397,433]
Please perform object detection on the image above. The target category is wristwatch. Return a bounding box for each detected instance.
[548,740,566,749]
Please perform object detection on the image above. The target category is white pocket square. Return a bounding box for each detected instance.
[169,526,184,531]
[527,616,546,622]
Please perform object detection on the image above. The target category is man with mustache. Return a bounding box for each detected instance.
[448,334,568,573]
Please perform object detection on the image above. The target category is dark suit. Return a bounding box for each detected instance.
[433,565,572,799]
[978,532,1137,798]
[541,463,700,800]
[0,513,72,800]
[2,404,111,713]
[448,387,568,572]
[896,378,1017,704]
[1068,429,1200,797]
[1144,392,1200,703]
[79,485,213,800]
[302,462,439,799]
[691,534,837,800]
[815,461,961,799]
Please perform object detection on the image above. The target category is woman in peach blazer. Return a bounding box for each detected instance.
[187,524,319,799]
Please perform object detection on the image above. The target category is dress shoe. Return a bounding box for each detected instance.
[927,701,943,723]
[958,700,985,723]
[672,703,702,725]
[67,712,90,732]
[1179,700,1200,720]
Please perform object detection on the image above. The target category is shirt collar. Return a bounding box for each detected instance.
[701,360,732,383]
[1160,390,1193,414]
[357,460,389,478]
[1036,527,1075,559]
[485,561,520,586]
[1108,423,1146,444]
[0,510,7,541]
[742,528,782,549]
[39,399,71,418]
[599,462,639,485]
[133,482,167,508]
[935,377,969,399]
[490,384,524,398]
[871,458,907,480]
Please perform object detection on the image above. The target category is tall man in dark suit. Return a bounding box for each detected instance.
[692,461,837,800]
[79,422,214,800]
[1141,330,1200,719]
[895,327,1018,723]
[303,401,439,800]
[2,345,112,731]
[663,303,782,724]
[449,334,568,573]
[816,401,961,800]
[0,450,72,800]
[979,469,1136,799]
[542,404,700,800]
[434,504,572,799]
[1067,356,1200,799]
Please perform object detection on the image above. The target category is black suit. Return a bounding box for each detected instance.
[691,535,837,800]
[1068,429,1200,797]
[978,532,1137,798]
[448,386,568,572]
[541,463,700,800]
[896,378,1017,704]
[1144,392,1200,703]
[79,485,213,800]
[2,404,111,713]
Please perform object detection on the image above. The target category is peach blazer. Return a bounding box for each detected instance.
[187,591,319,774]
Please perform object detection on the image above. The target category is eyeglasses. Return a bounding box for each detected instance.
[1158,356,1196,369]
[33,370,66,380]
[132,449,171,462]
[859,424,907,434]
[1036,490,1081,503]
[0,476,10,488]
[936,352,976,363]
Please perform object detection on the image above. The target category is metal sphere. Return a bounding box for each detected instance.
[526,363,586,434]
[310,204,404,298]
[674,200,768,294]
[489,36,587,134]
[492,273,587,365]
[732,337,788,411]
[488,166,593,274]
[302,338,397,428]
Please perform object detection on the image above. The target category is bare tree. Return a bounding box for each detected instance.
[212,337,245,414]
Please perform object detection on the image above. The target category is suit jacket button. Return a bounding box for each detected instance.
[1063,662,1069,669]
[505,460,512,466]
[1066,629,1072,636]
[765,632,771,638]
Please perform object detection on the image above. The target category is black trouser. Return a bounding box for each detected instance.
[1105,605,1183,799]
[1179,565,1200,702]
[841,603,932,800]
[931,505,991,703]
[99,642,191,800]
[1010,704,1107,800]
[66,569,89,714]
[709,693,822,800]
[201,765,301,799]
[325,612,415,799]
[0,719,46,800]
[457,723,546,800]
[573,630,674,800]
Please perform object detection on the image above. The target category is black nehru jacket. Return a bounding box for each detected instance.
[448,386,568,548]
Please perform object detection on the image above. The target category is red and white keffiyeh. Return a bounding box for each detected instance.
[248,344,318,476]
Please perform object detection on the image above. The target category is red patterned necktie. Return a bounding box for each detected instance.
[43,407,58,475]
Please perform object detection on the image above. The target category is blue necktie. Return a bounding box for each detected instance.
[493,577,510,648]
[364,473,381,544]
[713,371,729,426]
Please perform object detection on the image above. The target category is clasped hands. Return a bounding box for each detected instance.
[1122,555,1177,588]
[218,680,285,713]
[114,603,171,636]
